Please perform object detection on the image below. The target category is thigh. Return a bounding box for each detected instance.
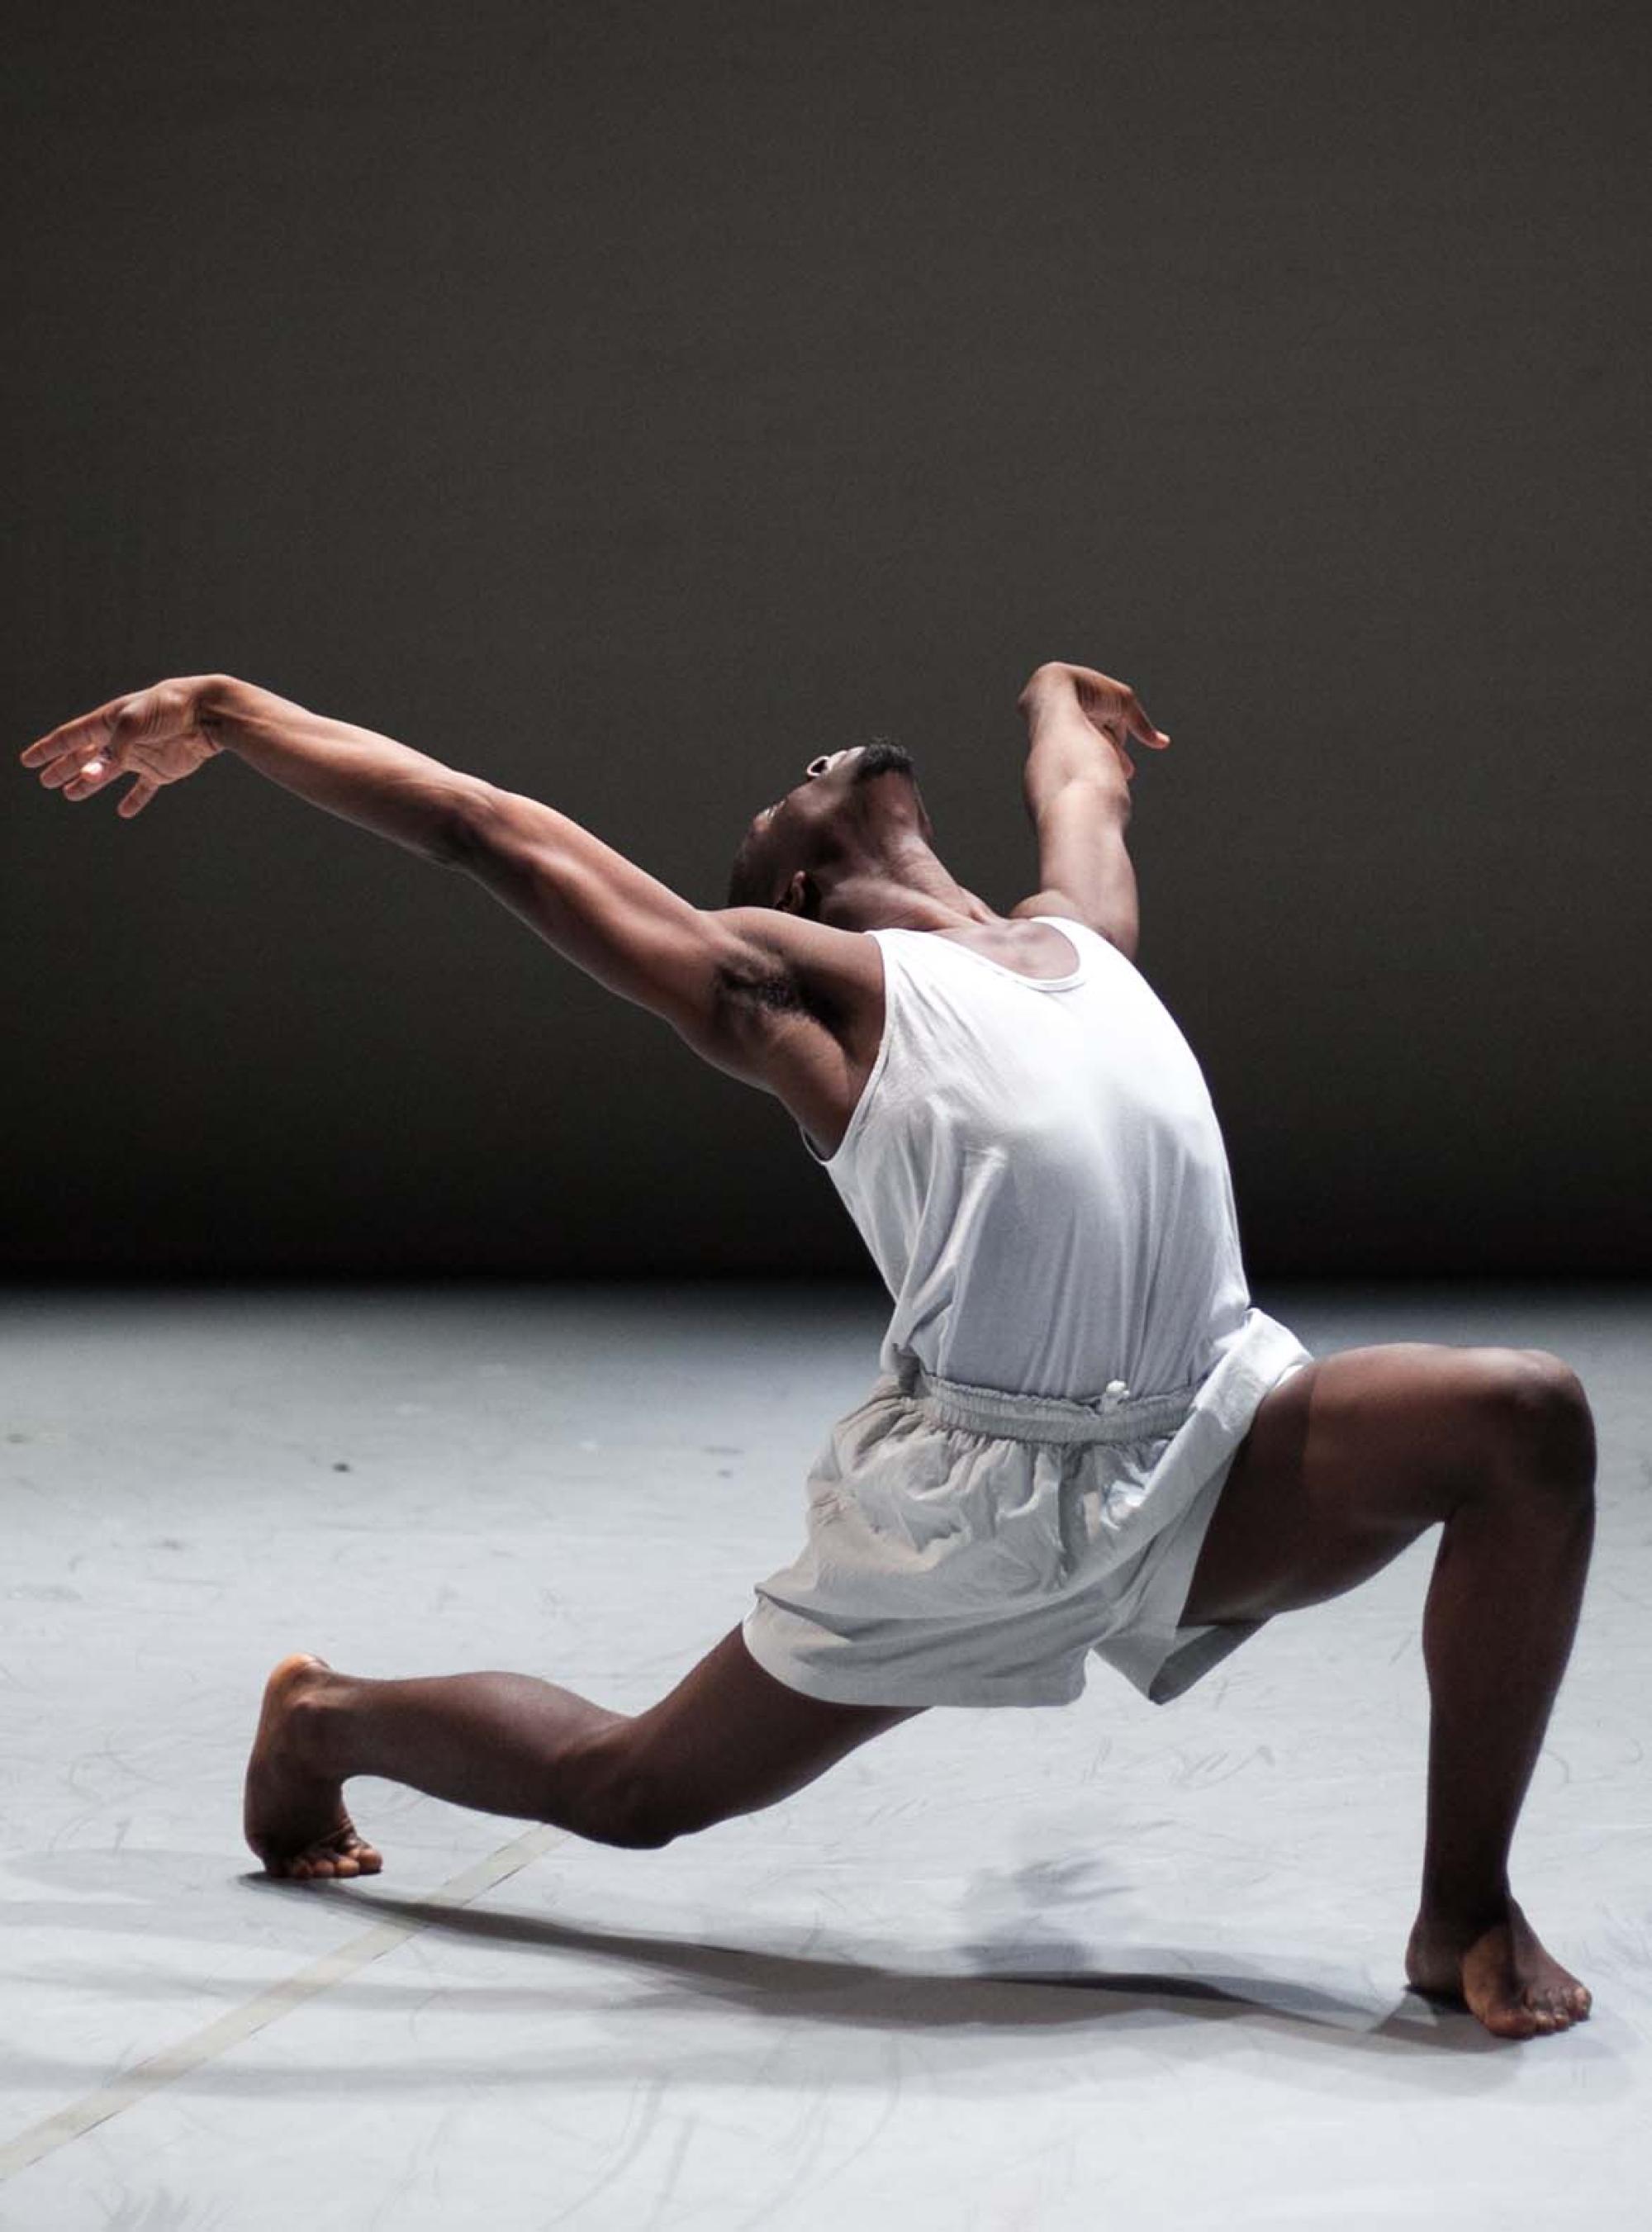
[609,1627,924,1843]
[1180,1342,1531,1627]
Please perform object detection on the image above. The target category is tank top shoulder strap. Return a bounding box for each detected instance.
[870,917,1096,992]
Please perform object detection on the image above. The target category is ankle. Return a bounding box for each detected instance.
[283,1671,353,1779]
[1416,1878,1512,1935]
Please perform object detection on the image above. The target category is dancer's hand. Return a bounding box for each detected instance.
[19,675,228,820]
[1017,662,1170,782]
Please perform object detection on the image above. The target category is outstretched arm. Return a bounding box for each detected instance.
[1008,662,1170,965]
[17,672,878,1105]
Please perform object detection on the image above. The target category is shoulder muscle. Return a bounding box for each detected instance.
[1009,886,1132,960]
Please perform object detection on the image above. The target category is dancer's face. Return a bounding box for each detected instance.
[726,742,923,914]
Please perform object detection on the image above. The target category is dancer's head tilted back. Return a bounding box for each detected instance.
[726,740,958,930]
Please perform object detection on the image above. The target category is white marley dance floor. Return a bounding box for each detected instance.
[2,1281,1648,2229]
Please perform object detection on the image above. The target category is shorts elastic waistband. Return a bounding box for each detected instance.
[894,1353,1200,1446]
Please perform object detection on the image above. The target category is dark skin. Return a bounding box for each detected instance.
[16,660,1161,1161]
[21,661,1595,2036]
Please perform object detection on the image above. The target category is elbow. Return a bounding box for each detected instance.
[430,778,496,869]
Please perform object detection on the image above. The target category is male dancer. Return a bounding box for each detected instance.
[20,661,1596,2038]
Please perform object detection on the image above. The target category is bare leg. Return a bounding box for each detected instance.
[1182,1342,1597,2039]
[1403,1399,1597,2035]
[244,1627,921,1878]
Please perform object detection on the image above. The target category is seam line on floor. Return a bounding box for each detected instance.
[0,1822,565,2185]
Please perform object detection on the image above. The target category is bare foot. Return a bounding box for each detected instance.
[1405,1894,1592,2037]
[244,1652,383,1881]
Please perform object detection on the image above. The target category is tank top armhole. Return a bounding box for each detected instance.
[799,929,895,1167]
[1031,915,1134,984]
[1025,916,1088,985]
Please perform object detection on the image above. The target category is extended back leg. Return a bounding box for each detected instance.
[244,1627,923,1877]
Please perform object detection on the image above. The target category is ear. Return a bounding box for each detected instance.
[777,868,814,917]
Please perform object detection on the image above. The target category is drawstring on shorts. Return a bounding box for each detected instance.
[894,1351,1199,1446]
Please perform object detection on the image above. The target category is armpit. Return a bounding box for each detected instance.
[712,951,808,1019]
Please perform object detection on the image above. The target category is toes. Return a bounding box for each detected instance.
[1484,2003,1539,2039]
[258,1833,382,1881]
[295,1842,380,1880]
[1535,1984,1590,2030]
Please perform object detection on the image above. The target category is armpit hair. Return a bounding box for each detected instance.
[713,951,808,1019]
[712,950,849,1041]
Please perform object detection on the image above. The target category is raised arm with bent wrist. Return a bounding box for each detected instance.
[1009,661,1170,964]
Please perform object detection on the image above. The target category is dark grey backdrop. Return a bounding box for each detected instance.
[6,0,1647,1280]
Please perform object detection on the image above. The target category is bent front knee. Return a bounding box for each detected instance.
[1483,1350,1597,1494]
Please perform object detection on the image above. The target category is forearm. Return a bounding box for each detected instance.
[1014,664,1142,958]
[202,676,478,865]
[1021,704,1132,827]
[1018,669,1132,819]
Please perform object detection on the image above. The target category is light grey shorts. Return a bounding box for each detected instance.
[742,1308,1315,1710]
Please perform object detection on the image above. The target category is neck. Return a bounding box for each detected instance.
[819,833,997,933]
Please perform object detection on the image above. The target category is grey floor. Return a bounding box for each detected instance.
[1,1281,1647,2230]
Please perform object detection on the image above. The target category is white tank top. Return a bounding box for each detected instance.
[802,917,1254,1400]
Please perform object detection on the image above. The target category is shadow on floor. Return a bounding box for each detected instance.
[234,1872,1507,2060]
